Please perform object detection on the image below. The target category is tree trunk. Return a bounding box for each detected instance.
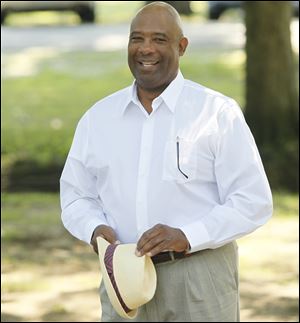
[244,1,299,191]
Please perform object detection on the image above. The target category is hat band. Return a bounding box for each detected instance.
[104,244,132,314]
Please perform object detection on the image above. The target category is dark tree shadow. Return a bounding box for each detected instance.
[1,313,23,322]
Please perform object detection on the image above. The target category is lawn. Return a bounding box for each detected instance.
[1,192,299,322]
[1,46,244,191]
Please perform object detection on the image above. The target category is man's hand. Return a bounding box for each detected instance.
[135,224,190,257]
[90,224,119,254]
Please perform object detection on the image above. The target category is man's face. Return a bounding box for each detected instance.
[128,9,187,93]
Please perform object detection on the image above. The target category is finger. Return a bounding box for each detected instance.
[92,233,105,254]
[137,234,165,256]
[105,232,117,244]
[146,239,172,257]
[95,226,119,245]
[136,226,161,252]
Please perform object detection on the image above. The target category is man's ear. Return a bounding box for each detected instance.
[179,37,189,56]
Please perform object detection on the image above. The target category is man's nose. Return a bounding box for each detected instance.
[138,39,155,55]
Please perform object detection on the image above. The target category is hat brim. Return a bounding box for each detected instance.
[97,237,138,319]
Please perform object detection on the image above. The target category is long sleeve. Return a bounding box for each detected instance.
[181,103,273,252]
[60,112,108,244]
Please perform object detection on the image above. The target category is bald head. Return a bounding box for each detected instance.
[131,2,184,40]
[127,1,188,96]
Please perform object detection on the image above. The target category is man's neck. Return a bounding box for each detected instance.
[137,86,170,114]
[137,87,162,115]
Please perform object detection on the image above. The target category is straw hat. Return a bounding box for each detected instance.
[97,237,157,319]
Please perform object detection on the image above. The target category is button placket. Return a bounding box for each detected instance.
[136,116,155,236]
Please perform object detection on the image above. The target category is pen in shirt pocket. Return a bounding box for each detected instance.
[176,136,189,179]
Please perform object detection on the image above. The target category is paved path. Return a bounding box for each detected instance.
[2,19,298,53]
[0,21,253,52]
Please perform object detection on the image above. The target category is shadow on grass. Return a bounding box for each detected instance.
[40,287,100,322]
[2,159,63,192]
[2,287,100,322]
[2,235,98,275]
[2,193,299,322]
[240,279,299,321]
[1,313,23,323]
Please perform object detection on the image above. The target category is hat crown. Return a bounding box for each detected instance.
[97,237,157,319]
[113,244,156,309]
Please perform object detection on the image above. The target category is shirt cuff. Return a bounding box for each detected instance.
[179,220,212,253]
[84,218,108,245]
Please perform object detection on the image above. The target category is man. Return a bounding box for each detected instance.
[60,2,273,322]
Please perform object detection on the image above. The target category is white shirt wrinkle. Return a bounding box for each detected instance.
[60,70,273,250]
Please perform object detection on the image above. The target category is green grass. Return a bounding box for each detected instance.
[1,51,132,182]
[1,191,298,259]
[1,47,244,187]
[1,192,92,270]
[1,191,299,322]
[273,191,300,217]
[1,190,298,272]
[181,49,245,105]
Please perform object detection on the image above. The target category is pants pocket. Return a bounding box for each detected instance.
[183,247,240,322]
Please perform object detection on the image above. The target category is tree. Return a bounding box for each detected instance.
[244,1,299,191]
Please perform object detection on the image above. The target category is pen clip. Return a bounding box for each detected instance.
[176,137,188,179]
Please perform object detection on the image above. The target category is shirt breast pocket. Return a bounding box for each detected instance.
[162,137,215,184]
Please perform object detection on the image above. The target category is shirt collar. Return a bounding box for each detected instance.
[119,70,185,116]
[159,70,185,113]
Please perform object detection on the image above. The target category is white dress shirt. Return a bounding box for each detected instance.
[60,70,273,253]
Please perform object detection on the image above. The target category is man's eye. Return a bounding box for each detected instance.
[131,37,143,42]
[154,38,167,43]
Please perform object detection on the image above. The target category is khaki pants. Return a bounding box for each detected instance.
[100,241,240,322]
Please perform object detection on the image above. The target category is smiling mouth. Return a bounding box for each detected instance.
[138,61,159,67]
